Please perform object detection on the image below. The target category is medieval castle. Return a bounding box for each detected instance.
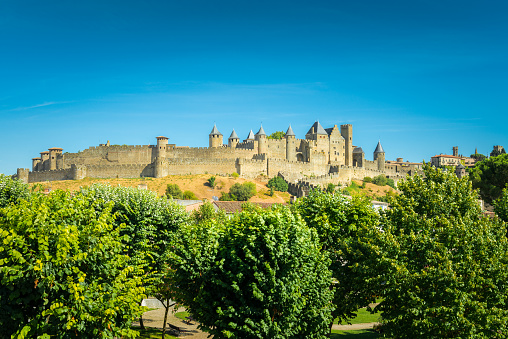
[14,121,422,191]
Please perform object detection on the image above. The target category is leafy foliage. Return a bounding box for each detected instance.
[267,176,288,192]
[191,201,227,225]
[377,165,508,337]
[267,131,285,140]
[0,174,33,208]
[171,206,334,338]
[165,183,183,199]
[183,190,197,200]
[470,153,487,161]
[0,190,145,338]
[293,191,384,324]
[371,175,395,189]
[207,176,216,188]
[221,182,257,201]
[470,153,508,203]
[326,183,336,193]
[494,188,508,222]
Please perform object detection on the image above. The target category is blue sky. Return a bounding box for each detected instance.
[1,0,507,175]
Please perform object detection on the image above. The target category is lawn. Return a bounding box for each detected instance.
[335,307,382,325]
[331,329,379,338]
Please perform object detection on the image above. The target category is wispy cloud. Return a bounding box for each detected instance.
[8,101,73,112]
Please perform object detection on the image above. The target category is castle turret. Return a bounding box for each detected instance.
[341,124,353,166]
[245,130,255,141]
[16,168,29,184]
[40,151,50,171]
[455,163,466,179]
[209,124,223,148]
[156,136,169,158]
[255,125,267,155]
[48,148,63,170]
[453,146,458,157]
[353,147,365,167]
[228,129,240,148]
[285,125,296,161]
[32,158,41,171]
[373,141,385,171]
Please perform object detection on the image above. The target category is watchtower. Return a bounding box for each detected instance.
[285,125,296,161]
[40,151,50,171]
[209,124,223,148]
[373,141,385,171]
[156,136,169,158]
[48,148,63,170]
[255,125,267,155]
[340,124,353,166]
[228,129,240,148]
[32,158,41,171]
[453,146,458,157]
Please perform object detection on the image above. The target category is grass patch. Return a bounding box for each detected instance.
[174,311,190,320]
[331,329,379,338]
[335,308,381,324]
[132,326,179,339]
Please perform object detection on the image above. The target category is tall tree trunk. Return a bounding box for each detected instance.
[161,301,169,339]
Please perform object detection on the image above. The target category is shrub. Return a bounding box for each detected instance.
[0,175,33,208]
[363,176,373,183]
[207,176,216,188]
[183,190,198,200]
[229,182,256,201]
[326,183,335,193]
[267,176,288,192]
[231,172,239,178]
[165,183,183,199]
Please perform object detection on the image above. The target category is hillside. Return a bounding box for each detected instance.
[34,174,291,203]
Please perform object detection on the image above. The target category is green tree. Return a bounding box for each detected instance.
[78,184,189,332]
[0,174,33,208]
[0,190,145,338]
[207,176,216,188]
[267,131,285,140]
[191,201,227,225]
[377,165,508,337]
[294,191,384,325]
[171,206,334,338]
[494,187,508,222]
[165,183,183,199]
[470,153,487,162]
[470,153,508,203]
[267,176,288,192]
[326,183,336,193]
[183,190,198,200]
[228,182,256,201]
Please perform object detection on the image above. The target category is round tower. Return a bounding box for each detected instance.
[340,124,353,166]
[373,141,385,171]
[455,163,466,179]
[156,136,169,158]
[285,125,296,161]
[255,125,267,155]
[48,148,63,170]
[209,124,223,148]
[228,129,240,148]
[32,158,41,171]
[16,168,29,184]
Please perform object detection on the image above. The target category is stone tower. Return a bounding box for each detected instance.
[285,125,296,161]
[455,163,466,179]
[209,124,223,148]
[48,147,63,170]
[453,146,458,157]
[255,125,267,155]
[228,129,240,148]
[340,124,353,166]
[156,136,169,158]
[32,157,41,171]
[373,141,385,171]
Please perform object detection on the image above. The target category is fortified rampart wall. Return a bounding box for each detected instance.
[165,158,238,176]
[64,145,154,166]
[168,147,257,160]
[85,164,153,178]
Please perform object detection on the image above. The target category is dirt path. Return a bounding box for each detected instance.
[332,322,379,330]
[134,306,209,338]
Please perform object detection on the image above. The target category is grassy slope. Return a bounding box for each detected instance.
[34,174,291,203]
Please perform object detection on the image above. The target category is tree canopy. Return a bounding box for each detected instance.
[377,165,508,337]
[267,176,288,192]
[267,131,285,140]
[0,190,145,338]
[171,206,334,338]
[470,153,508,203]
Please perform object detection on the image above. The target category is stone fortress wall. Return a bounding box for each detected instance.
[15,121,423,190]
